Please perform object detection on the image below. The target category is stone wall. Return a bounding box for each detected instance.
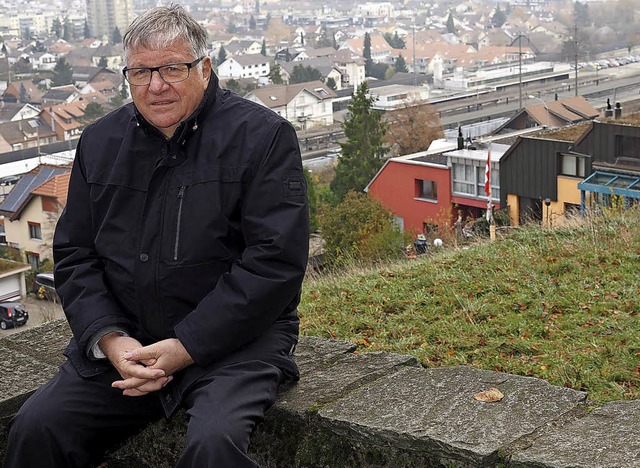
[1,319,639,467]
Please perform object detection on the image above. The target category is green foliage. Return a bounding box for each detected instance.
[491,4,507,28]
[51,18,62,38]
[574,1,590,28]
[290,64,321,84]
[368,62,390,80]
[63,17,72,41]
[250,15,257,30]
[217,46,227,65]
[305,169,318,232]
[228,21,238,34]
[260,38,266,56]
[383,32,405,49]
[363,32,373,76]
[326,76,337,90]
[51,57,73,86]
[316,28,335,49]
[84,102,105,121]
[268,62,283,84]
[120,80,128,99]
[98,56,108,68]
[19,83,27,102]
[319,191,403,267]
[83,19,90,39]
[112,26,122,44]
[330,82,386,201]
[446,12,456,34]
[394,54,408,73]
[302,209,640,403]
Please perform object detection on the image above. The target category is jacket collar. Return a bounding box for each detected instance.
[133,72,219,145]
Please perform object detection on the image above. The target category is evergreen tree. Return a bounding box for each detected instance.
[363,32,373,76]
[217,46,227,65]
[290,64,321,84]
[255,0,260,15]
[393,31,405,48]
[326,76,337,90]
[19,83,27,103]
[84,102,105,121]
[394,54,408,73]
[120,80,128,99]
[249,15,257,30]
[304,169,318,232]
[267,62,283,84]
[330,82,386,201]
[491,4,507,28]
[300,31,304,46]
[446,12,455,34]
[98,56,108,68]
[51,57,73,86]
[83,19,90,39]
[51,18,62,38]
[112,26,122,44]
[63,17,72,41]
[261,38,267,56]
[574,1,590,28]
[228,21,238,34]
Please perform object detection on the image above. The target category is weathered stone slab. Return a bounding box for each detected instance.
[294,336,356,374]
[1,319,70,366]
[318,366,587,467]
[278,351,418,413]
[510,400,640,468]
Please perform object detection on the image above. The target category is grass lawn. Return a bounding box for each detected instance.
[300,208,640,403]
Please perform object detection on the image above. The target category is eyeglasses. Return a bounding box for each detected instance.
[122,57,204,86]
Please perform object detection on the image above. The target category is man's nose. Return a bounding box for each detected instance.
[148,69,168,91]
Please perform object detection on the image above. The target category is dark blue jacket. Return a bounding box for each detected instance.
[53,74,308,411]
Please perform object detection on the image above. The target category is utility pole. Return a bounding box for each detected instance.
[412,23,417,87]
[574,25,579,97]
[519,34,523,110]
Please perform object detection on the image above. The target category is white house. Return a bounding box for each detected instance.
[32,52,58,71]
[244,81,337,131]
[217,53,270,79]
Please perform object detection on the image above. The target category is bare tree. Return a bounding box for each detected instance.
[384,99,444,157]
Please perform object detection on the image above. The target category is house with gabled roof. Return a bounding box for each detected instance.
[0,165,71,268]
[42,85,80,106]
[280,59,343,90]
[341,33,395,63]
[40,102,86,141]
[244,81,337,131]
[217,53,270,80]
[496,96,600,132]
[0,118,56,154]
[2,79,44,104]
[0,102,40,124]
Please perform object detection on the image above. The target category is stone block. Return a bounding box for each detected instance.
[510,400,640,468]
[318,366,587,467]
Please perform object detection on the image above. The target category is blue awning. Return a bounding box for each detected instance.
[578,171,640,199]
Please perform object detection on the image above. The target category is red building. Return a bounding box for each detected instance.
[367,139,505,236]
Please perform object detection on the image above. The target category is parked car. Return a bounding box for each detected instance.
[0,302,29,330]
[33,273,57,301]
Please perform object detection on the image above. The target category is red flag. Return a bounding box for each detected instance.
[484,146,491,198]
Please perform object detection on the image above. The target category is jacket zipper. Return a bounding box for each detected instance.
[174,185,186,261]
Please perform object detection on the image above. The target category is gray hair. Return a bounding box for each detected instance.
[123,4,208,65]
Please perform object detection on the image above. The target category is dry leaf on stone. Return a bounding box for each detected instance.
[473,387,504,402]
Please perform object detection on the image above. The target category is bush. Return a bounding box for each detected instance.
[319,191,403,267]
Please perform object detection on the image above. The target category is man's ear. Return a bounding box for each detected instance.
[202,56,212,82]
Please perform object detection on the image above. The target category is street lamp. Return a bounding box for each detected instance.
[544,198,551,227]
[528,95,550,126]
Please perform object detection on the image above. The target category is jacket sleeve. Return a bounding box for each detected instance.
[174,121,309,367]
[53,139,138,353]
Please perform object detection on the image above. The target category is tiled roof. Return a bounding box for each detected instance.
[31,172,70,205]
[248,81,337,108]
[0,165,70,219]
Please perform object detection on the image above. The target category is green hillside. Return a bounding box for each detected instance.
[300,208,640,403]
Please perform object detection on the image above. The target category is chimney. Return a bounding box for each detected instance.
[604,98,613,118]
[50,107,55,133]
[614,102,622,119]
[457,126,464,150]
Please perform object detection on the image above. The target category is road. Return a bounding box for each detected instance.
[0,296,64,337]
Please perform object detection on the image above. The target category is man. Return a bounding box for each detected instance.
[4,5,308,468]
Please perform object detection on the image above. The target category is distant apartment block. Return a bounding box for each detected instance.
[86,0,134,39]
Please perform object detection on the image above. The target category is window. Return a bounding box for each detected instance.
[564,202,580,217]
[416,179,437,201]
[28,222,42,240]
[25,252,39,270]
[560,154,586,177]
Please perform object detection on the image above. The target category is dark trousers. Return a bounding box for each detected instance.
[3,359,282,468]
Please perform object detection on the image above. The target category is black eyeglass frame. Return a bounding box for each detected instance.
[122,57,205,86]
